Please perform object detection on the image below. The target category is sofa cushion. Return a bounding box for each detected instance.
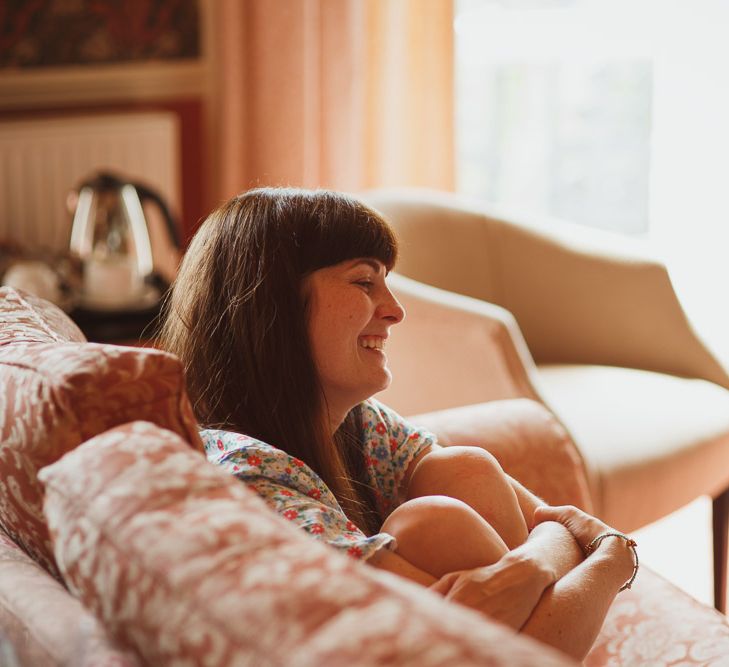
[0,286,85,345]
[586,566,729,665]
[538,364,729,531]
[0,526,140,667]
[0,289,203,577]
[39,421,573,667]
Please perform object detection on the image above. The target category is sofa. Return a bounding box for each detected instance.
[2,285,729,666]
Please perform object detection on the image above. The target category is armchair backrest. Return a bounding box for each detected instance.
[365,188,729,390]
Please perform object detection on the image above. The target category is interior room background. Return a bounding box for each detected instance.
[2,0,728,604]
[0,0,453,247]
[2,0,726,356]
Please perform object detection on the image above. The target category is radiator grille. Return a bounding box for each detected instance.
[0,113,180,253]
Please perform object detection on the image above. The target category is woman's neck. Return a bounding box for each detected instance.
[323,398,355,436]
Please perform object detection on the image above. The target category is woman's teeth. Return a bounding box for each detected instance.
[360,336,384,350]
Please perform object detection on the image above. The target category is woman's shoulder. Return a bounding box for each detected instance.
[359,398,438,445]
[359,397,396,429]
[360,398,418,438]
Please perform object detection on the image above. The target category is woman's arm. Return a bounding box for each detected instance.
[370,486,628,658]
[368,530,561,630]
[429,519,584,630]
[397,439,631,658]
[521,537,633,660]
[433,510,633,660]
[370,495,583,630]
[519,505,637,660]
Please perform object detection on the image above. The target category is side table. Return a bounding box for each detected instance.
[68,302,162,345]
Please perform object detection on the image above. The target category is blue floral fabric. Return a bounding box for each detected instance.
[201,398,437,561]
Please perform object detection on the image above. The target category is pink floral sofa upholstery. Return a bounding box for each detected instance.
[2,285,729,666]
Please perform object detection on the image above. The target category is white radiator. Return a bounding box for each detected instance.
[0,113,180,253]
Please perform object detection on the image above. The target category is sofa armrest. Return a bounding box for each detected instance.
[411,399,593,512]
[0,528,139,666]
[378,273,544,416]
[366,188,729,389]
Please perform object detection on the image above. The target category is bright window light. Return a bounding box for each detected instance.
[455,0,729,352]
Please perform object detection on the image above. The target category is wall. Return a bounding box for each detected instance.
[0,0,213,245]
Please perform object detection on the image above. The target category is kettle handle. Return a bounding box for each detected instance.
[74,171,181,249]
[133,181,181,248]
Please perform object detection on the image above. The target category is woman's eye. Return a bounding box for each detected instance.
[354,280,373,291]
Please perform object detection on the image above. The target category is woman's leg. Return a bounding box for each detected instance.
[381,495,508,578]
[407,446,529,549]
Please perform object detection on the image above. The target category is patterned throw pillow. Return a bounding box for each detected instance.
[0,287,202,577]
[40,421,571,667]
[0,286,85,346]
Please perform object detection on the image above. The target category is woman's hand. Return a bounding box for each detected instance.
[429,553,553,631]
[533,505,635,583]
[533,504,610,552]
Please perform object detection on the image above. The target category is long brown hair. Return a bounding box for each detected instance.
[158,188,398,534]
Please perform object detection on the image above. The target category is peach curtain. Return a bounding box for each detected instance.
[210,0,454,202]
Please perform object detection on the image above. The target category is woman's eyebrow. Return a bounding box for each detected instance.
[350,259,383,272]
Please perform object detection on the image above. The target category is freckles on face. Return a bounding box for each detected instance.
[302,259,402,416]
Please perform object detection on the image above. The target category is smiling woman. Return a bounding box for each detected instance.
[158,188,401,535]
[157,187,638,661]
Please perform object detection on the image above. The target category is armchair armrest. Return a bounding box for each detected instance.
[366,188,729,389]
[379,273,543,416]
[412,399,593,512]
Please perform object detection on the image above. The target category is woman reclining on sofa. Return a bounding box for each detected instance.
[158,187,638,661]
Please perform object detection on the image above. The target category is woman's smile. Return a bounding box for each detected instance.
[359,335,386,351]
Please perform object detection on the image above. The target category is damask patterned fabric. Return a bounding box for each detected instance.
[202,399,436,561]
[41,421,574,667]
[0,287,202,577]
[0,526,140,667]
[0,286,85,345]
[586,569,729,666]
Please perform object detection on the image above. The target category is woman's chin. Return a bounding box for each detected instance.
[352,374,392,405]
[371,369,393,396]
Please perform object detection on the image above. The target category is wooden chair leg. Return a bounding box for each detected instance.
[713,488,729,613]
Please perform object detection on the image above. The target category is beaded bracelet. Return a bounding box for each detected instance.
[584,531,639,592]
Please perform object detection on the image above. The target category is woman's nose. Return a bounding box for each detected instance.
[380,288,406,324]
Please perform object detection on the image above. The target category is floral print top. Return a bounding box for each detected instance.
[201,398,437,561]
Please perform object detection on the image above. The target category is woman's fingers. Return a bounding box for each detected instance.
[533,504,573,525]
[429,571,461,595]
[429,562,547,631]
[533,505,610,551]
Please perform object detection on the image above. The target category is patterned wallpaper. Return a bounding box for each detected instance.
[0,0,200,69]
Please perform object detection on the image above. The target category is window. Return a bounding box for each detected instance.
[455,0,729,344]
[455,0,653,234]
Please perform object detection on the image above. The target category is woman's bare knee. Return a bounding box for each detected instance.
[381,495,508,578]
[407,446,528,548]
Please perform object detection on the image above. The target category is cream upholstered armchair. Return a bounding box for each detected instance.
[364,188,729,611]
